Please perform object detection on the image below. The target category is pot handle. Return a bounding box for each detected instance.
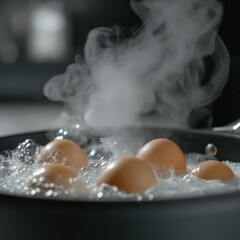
[212,119,240,133]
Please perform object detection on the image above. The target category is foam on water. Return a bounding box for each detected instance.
[0,136,240,201]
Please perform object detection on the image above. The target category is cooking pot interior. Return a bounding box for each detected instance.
[0,129,240,240]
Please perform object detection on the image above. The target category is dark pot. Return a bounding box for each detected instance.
[0,128,240,240]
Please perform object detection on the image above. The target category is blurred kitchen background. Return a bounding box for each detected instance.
[0,0,239,135]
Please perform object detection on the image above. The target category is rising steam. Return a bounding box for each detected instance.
[44,0,229,131]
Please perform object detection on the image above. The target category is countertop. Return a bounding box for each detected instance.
[0,103,62,136]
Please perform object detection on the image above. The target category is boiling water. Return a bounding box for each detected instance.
[0,136,240,201]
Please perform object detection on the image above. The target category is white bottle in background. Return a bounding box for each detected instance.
[27,1,71,62]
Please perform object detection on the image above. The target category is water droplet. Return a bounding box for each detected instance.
[16,139,40,164]
[59,129,64,134]
[147,194,154,201]
[30,189,37,195]
[89,150,96,157]
[97,192,103,198]
[53,191,58,197]
[45,190,53,197]
[137,195,143,201]
[205,143,218,157]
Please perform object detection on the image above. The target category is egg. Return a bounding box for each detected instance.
[136,138,186,177]
[38,139,88,169]
[191,160,235,181]
[28,164,80,190]
[97,157,157,193]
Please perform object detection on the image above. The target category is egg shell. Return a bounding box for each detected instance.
[191,160,235,181]
[28,164,79,190]
[38,139,88,169]
[97,156,157,193]
[136,138,186,177]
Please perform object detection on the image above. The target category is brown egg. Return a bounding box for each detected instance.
[136,138,186,177]
[97,157,157,193]
[38,139,88,169]
[28,164,79,190]
[191,160,235,181]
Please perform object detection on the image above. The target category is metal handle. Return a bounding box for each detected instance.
[212,119,240,133]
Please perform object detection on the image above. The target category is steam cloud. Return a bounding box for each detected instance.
[44,0,229,131]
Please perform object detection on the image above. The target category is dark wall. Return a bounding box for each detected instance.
[0,0,139,102]
[214,1,240,126]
